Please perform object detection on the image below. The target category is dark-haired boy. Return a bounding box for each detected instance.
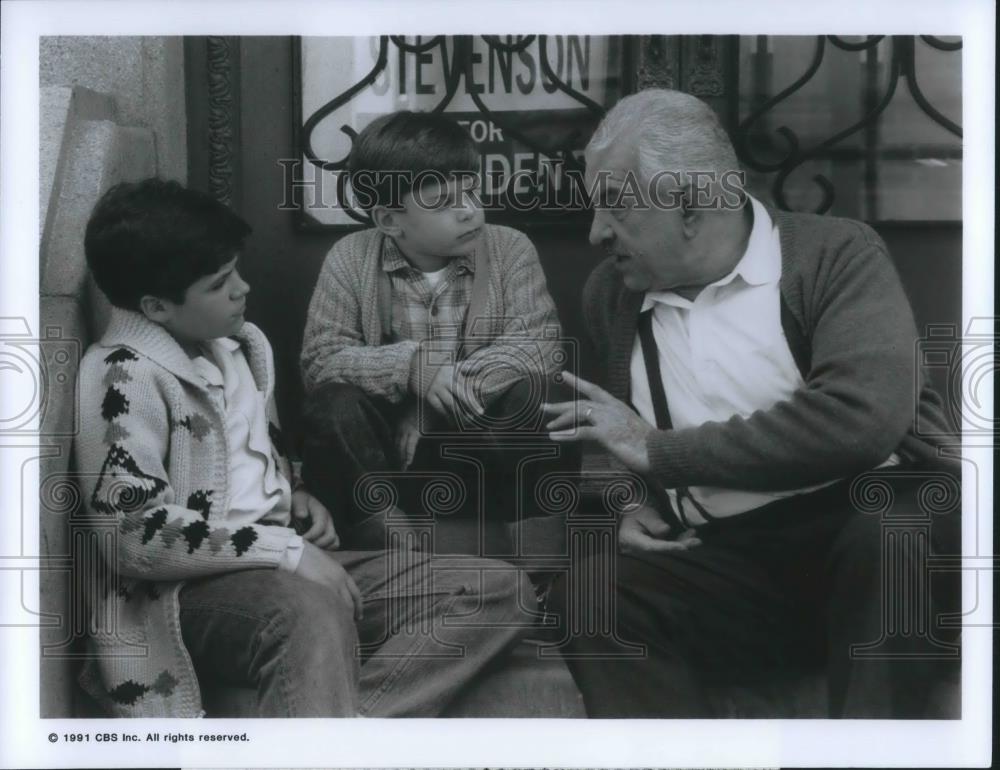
[74,178,535,717]
[300,111,577,549]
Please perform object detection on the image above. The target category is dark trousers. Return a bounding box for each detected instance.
[300,377,581,552]
[546,476,961,718]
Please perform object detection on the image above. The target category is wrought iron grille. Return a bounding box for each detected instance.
[733,35,962,220]
[294,35,962,225]
[298,35,626,226]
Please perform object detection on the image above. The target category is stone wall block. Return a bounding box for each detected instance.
[41,120,155,298]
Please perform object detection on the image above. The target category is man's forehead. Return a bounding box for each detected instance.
[584,137,638,183]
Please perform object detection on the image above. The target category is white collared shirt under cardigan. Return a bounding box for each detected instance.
[629,196,896,524]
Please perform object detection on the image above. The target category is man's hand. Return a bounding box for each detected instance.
[395,402,422,470]
[618,505,702,555]
[542,371,655,474]
[291,488,340,550]
[425,364,484,420]
[294,541,364,620]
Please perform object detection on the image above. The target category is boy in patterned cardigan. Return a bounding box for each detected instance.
[74,179,535,717]
[300,111,578,547]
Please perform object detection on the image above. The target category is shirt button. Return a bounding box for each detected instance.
[431,306,439,317]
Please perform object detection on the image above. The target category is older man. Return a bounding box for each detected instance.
[543,89,959,717]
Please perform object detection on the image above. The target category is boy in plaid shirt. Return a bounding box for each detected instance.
[300,111,577,549]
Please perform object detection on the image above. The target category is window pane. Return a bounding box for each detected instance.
[736,35,961,221]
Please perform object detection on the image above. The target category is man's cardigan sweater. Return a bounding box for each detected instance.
[300,224,561,403]
[583,208,959,495]
[74,310,298,717]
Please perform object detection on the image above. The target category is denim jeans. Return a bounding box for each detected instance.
[180,548,538,717]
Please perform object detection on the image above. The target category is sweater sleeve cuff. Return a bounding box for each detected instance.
[278,533,305,572]
[246,524,301,568]
[646,429,700,489]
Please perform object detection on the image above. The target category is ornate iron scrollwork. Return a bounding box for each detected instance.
[299,35,614,223]
[685,35,726,96]
[635,35,677,90]
[734,35,962,215]
[206,36,237,208]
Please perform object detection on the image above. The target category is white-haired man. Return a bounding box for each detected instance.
[543,88,959,717]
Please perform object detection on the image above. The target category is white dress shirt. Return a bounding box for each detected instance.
[629,196,893,525]
[193,338,303,570]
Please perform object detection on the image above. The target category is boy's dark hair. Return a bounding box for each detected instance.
[348,111,479,212]
[84,178,251,310]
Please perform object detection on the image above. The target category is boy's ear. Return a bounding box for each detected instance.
[370,206,403,237]
[139,295,172,324]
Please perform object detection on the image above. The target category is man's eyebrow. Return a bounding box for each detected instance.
[595,183,623,204]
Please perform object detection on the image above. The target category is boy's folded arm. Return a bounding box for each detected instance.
[77,360,297,582]
[108,501,297,582]
[459,232,562,400]
[305,336,419,402]
[300,249,416,402]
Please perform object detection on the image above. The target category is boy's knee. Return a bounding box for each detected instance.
[303,383,374,433]
[252,574,360,705]
[498,568,536,607]
[487,374,546,420]
[264,573,358,651]
[473,562,537,615]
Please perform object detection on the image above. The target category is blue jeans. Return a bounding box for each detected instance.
[179,548,537,717]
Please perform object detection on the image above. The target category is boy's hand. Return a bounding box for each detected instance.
[396,403,422,470]
[426,364,484,420]
[291,488,340,550]
[618,504,701,555]
[294,542,364,620]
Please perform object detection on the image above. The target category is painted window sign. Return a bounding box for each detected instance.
[294,36,627,228]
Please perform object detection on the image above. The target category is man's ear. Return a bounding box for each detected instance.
[370,206,403,237]
[139,295,172,324]
[679,182,702,237]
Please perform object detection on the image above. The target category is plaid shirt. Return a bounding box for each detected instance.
[382,236,475,349]
[302,224,561,405]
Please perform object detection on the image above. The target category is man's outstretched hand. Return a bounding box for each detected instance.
[542,371,655,474]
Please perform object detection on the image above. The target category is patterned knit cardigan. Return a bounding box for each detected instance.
[73,309,298,717]
[300,224,562,402]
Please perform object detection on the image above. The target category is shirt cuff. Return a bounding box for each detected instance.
[278,533,305,572]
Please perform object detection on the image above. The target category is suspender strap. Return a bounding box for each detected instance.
[636,309,690,530]
[637,309,673,430]
[636,308,716,526]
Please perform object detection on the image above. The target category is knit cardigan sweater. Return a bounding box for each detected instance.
[300,224,561,402]
[583,208,959,493]
[74,309,298,717]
